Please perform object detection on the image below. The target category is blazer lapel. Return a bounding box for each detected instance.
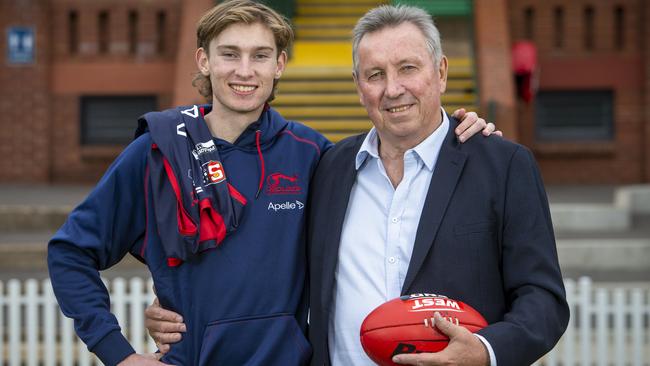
[320,136,365,310]
[402,126,467,294]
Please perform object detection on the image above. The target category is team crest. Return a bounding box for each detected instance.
[265,172,301,195]
[202,160,226,185]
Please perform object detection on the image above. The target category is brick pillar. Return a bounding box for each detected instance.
[0,0,52,182]
[172,0,213,106]
[474,0,518,140]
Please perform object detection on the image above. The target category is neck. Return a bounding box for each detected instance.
[377,138,407,189]
[204,105,264,143]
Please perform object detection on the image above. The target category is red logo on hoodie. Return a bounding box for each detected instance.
[265,173,301,195]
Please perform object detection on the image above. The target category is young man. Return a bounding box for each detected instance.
[47,1,493,365]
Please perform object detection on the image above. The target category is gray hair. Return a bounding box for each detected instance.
[352,5,443,76]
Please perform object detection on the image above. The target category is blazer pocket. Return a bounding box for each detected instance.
[453,221,495,236]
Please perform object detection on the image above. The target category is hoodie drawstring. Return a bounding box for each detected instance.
[255,130,265,198]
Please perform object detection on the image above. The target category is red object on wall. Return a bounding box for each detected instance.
[512,41,538,102]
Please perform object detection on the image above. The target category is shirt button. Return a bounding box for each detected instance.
[391,217,399,223]
[388,257,396,264]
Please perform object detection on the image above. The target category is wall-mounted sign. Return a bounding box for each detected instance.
[7,27,35,64]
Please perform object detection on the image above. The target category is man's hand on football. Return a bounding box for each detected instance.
[392,312,489,366]
[145,297,186,354]
[452,108,502,142]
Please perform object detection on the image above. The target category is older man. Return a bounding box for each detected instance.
[306,5,568,366]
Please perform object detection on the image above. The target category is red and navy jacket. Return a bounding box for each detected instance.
[47,105,332,366]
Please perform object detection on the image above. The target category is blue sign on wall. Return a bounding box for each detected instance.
[7,27,35,64]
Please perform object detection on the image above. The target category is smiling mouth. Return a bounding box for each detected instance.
[230,84,257,93]
[386,104,412,113]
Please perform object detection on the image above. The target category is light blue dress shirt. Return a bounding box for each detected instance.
[328,111,496,366]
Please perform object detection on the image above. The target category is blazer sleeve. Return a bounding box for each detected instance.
[476,145,569,366]
[47,134,150,365]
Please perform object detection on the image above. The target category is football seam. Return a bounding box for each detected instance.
[362,321,486,333]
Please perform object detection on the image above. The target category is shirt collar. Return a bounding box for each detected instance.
[355,108,450,171]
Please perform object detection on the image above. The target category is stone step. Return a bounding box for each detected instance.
[298,0,381,4]
[3,233,647,282]
[278,79,475,93]
[272,92,476,106]
[274,104,476,119]
[615,185,650,214]
[284,58,474,76]
[0,205,70,232]
[550,203,631,232]
[2,187,647,233]
[0,232,147,281]
[294,16,361,27]
[2,203,639,233]
[557,238,650,281]
[296,4,376,17]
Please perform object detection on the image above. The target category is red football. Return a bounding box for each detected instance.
[360,293,488,366]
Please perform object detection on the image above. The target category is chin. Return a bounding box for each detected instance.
[228,99,266,113]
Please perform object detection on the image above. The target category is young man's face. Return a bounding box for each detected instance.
[197,22,286,118]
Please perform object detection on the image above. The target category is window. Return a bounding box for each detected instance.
[535,91,613,142]
[98,11,109,54]
[68,10,79,54]
[157,11,167,54]
[524,7,535,40]
[614,5,625,50]
[129,10,138,55]
[81,96,157,145]
[584,6,595,50]
[553,6,564,49]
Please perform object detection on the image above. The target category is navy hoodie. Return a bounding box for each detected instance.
[48,105,332,365]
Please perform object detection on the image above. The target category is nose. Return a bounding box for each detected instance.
[235,58,253,78]
[385,72,405,99]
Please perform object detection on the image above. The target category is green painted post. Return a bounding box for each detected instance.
[391,0,473,17]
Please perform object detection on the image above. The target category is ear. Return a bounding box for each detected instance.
[275,50,288,79]
[196,47,210,76]
[438,55,448,94]
[352,71,366,107]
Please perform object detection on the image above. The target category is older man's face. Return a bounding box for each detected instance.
[354,22,447,148]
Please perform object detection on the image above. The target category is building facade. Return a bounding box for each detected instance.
[0,0,649,184]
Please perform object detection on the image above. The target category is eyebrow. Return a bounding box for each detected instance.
[216,45,275,52]
[362,57,421,76]
[363,67,383,77]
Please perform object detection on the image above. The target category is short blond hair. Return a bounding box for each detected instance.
[192,0,294,102]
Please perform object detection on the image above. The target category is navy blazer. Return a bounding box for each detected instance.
[307,117,569,366]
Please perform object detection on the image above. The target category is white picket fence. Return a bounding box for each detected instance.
[0,277,648,365]
[0,277,157,366]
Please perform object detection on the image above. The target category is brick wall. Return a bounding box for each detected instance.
[4,0,179,183]
[508,0,647,184]
[2,0,648,184]
[0,0,52,182]
[474,0,518,141]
